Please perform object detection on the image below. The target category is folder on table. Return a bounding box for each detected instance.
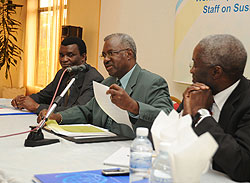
[44,120,131,144]
[45,120,116,137]
[33,169,129,183]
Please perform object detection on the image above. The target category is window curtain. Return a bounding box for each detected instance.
[25,0,66,95]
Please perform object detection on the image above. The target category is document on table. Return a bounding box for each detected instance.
[103,147,130,167]
[103,147,156,168]
[45,120,116,138]
[0,106,34,115]
[93,81,133,130]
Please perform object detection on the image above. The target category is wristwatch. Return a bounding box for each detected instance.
[192,108,211,125]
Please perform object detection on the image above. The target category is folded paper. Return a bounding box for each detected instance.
[151,110,218,183]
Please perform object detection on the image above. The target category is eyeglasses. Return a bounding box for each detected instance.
[189,60,194,69]
[189,60,217,69]
[100,48,129,61]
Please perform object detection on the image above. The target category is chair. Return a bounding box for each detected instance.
[170,96,181,110]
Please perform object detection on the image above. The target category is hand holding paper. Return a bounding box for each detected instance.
[107,84,139,115]
[93,81,133,130]
[151,110,218,183]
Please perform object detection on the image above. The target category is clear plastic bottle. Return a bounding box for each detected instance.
[129,127,153,183]
[150,142,172,183]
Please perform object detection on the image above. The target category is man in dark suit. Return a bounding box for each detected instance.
[179,34,250,182]
[38,33,173,138]
[11,37,104,114]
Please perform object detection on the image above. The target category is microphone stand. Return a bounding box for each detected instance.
[24,78,76,147]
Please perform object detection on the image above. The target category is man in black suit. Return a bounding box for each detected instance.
[180,34,250,182]
[11,37,104,114]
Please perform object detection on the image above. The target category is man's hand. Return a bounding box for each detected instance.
[106,84,139,115]
[183,83,213,117]
[13,96,40,112]
[11,95,25,109]
[37,109,62,124]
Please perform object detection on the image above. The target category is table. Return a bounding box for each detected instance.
[0,99,242,183]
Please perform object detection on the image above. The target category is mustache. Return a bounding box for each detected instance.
[104,61,112,67]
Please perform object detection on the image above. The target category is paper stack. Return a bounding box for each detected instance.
[103,147,130,167]
[45,120,116,138]
[151,110,218,183]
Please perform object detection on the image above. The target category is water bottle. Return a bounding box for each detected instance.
[150,142,172,183]
[129,127,153,183]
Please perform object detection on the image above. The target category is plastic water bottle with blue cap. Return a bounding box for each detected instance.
[129,127,153,183]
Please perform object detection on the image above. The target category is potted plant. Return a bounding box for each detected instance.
[0,0,25,98]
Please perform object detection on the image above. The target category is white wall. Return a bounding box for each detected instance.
[98,0,189,100]
[67,0,101,68]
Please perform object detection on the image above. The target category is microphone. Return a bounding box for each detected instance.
[24,77,76,147]
[66,64,88,73]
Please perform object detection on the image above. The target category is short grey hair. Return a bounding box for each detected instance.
[104,33,137,59]
[197,34,247,79]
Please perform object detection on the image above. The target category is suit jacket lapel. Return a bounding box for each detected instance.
[219,77,248,129]
[125,64,141,96]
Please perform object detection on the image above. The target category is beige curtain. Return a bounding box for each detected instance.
[25,0,66,95]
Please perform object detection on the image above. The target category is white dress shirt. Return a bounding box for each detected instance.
[211,80,240,122]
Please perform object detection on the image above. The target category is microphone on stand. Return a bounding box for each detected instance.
[66,64,89,73]
[24,78,76,147]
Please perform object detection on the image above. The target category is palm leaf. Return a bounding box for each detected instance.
[0,1,23,84]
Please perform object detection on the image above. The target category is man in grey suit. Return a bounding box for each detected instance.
[38,33,173,138]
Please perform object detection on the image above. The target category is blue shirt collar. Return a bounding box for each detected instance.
[118,64,137,89]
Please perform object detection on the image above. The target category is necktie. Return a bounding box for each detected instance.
[105,80,122,130]
[64,81,71,106]
[116,79,122,88]
[64,74,74,106]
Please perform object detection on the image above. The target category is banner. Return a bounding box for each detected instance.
[174,0,250,84]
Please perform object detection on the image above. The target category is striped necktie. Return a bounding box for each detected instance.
[64,73,75,106]
[64,78,71,106]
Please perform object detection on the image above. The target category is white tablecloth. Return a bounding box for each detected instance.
[0,99,241,183]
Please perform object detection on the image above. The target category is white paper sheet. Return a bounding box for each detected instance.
[103,147,130,167]
[0,107,34,115]
[93,81,133,130]
[103,147,156,168]
[0,98,34,115]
